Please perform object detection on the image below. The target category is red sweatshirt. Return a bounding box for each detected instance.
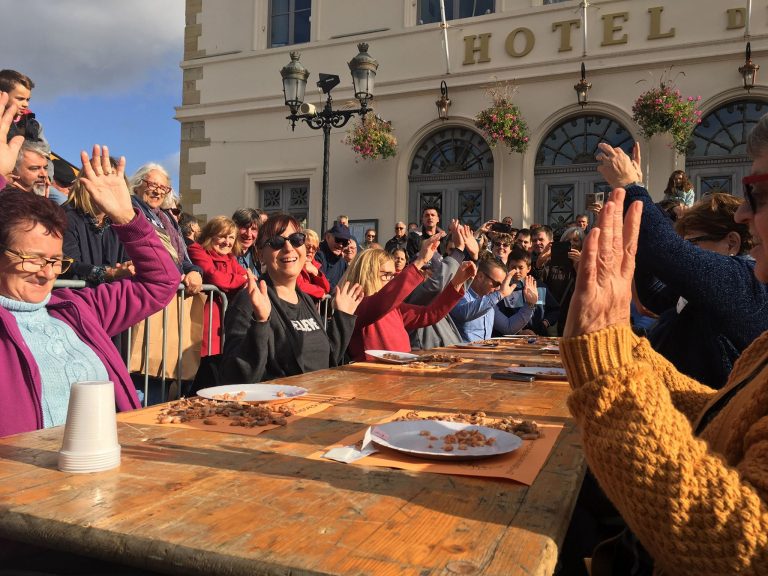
[297,258,331,300]
[348,264,464,361]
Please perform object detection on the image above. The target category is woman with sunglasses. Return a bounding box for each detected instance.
[489,232,515,269]
[220,214,364,384]
[596,141,768,390]
[0,138,179,437]
[129,163,203,295]
[341,234,476,362]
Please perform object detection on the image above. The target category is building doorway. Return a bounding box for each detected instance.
[409,126,493,229]
[535,114,633,231]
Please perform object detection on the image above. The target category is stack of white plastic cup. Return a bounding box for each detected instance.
[58,381,121,473]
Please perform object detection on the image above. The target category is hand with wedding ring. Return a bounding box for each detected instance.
[595,142,643,189]
[78,145,135,225]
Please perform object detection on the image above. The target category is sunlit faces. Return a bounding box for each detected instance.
[532,231,551,254]
[576,216,588,229]
[140,170,171,209]
[343,240,357,263]
[392,250,407,272]
[260,222,306,281]
[507,259,530,283]
[421,209,439,231]
[7,84,30,115]
[737,159,768,282]
[0,223,63,303]
[15,150,48,193]
[492,241,512,263]
[472,267,505,297]
[305,241,319,260]
[238,223,259,250]
[378,260,396,283]
[212,232,236,256]
[516,234,532,252]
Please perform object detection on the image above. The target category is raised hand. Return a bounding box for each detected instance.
[523,276,539,306]
[414,231,445,268]
[0,93,24,178]
[79,145,135,225]
[450,260,477,290]
[449,219,465,252]
[334,281,365,315]
[596,141,643,189]
[499,270,517,299]
[246,270,271,322]
[568,249,581,265]
[563,188,642,337]
[460,224,480,260]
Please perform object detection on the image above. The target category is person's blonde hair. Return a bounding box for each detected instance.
[304,229,320,246]
[64,179,98,216]
[342,248,393,296]
[198,216,242,256]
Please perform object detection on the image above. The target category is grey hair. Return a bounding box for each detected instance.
[128,163,171,197]
[747,113,768,158]
[560,226,585,244]
[16,140,50,170]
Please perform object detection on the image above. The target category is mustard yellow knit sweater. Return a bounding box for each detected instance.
[560,324,768,575]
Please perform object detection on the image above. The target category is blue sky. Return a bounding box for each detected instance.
[5,0,185,192]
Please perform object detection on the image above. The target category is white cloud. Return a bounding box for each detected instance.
[1,0,185,100]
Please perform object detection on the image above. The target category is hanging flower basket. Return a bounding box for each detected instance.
[343,114,397,161]
[632,81,702,155]
[475,83,529,154]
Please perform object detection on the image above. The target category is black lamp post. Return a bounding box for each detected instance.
[574,62,591,107]
[739,41,760,92]
[280,43,378,234]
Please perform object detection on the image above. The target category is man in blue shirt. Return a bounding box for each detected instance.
[450,257,514,342]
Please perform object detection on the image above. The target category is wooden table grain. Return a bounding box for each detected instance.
[0,346,585,576]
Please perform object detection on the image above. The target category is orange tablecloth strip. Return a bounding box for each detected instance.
[310,408,563,485]
[118,393,354,437]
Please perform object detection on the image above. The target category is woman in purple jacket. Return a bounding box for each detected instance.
[0,139,179,437]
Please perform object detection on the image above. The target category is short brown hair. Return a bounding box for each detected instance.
[257,213,302,249]
[507,247,531,267]
[0,192,66,246]
[675,193,752,254]
[0,69,34,93]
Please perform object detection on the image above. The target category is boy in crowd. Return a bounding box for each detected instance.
[0,70,47,145]
[494,248,559,336]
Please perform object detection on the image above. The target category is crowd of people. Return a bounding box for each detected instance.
[3,64,768,575]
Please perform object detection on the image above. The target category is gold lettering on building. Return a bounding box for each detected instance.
[463,33,492,65]
[726,7,747,30]
[552,19,580,52]
[647,7,675,40]
[601,12,629,46]
[505,28,535,58]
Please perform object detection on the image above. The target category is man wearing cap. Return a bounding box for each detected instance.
[47,157,77,205]
[316,222,352,291]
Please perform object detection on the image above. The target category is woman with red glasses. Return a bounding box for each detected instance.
[220,214,364,383]
[595,141,768,390]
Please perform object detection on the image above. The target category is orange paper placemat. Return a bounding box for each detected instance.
[347,359,472,372]
[310,409,563,485]
[118,393,354,437]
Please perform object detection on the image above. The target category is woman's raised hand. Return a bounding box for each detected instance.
[563,188,642,337]
[450,261,477,290]
[79,145,135,225]
[334,281,365,315]
[414,231,445,268]
[0,93,24,177]
[246,270,271,322]
[596,141,643,189]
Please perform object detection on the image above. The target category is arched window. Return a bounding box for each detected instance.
[410,127,493,175]
[536,115,633,167]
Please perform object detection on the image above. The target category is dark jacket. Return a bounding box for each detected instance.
[220,279,356,383]
[625,183,768,389]
[384,234,408,254]
[61,205,127,285]
[315,241,347,291]
[406,226,445,261]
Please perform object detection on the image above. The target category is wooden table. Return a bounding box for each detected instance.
[0,346,585,576]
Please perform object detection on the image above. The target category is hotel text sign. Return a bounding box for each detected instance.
[463,7,749,65]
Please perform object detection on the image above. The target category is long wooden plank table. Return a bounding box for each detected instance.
[0,345,585,575]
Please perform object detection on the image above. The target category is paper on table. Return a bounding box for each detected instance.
[312,409,564,485]
[118,393,354,437]
[322,426,378,463]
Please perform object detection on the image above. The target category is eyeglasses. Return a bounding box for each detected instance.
[334,237,350,247]
[480,270,502,289]
[305,244,318,252]
[494,242,512,249]
[380,271,396,281]
[686,234,724,245]
[170,208,181,216]
[1,245,74,274]
[263,232,306,250]
[395,226,405,230]
[366,234,376,239]
[742,173,768,212]
[142,179,173,197]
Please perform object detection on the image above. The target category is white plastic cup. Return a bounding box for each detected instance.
[58,381,121,473]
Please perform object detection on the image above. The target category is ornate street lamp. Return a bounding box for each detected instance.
[436,81,451,120]
[280,44,378,233]
[574,62,592,107]
[739,42,760,92]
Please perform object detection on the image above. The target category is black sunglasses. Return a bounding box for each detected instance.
[264,232,306,250]
[743,173,768,213]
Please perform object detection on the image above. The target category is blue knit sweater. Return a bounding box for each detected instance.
[624,184,768,389]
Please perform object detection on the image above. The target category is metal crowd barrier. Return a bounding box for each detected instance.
[53,280,228,407]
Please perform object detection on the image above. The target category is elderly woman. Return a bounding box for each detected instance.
[220,214,364,383]
[296,228,330,301]
[342,234,475,362]
[129,163,202,294]
[188,216,248,356]
[560,125,768,574]
[596,142,768,389]
[0,143,178,437]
